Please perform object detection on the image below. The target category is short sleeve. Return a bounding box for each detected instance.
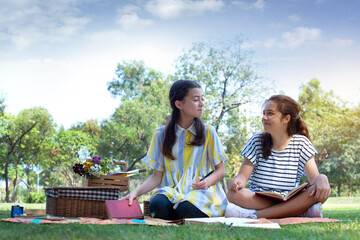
[298,135,317,169]
[241,134,261,167]
[207,125,227,166]
[141,127,165,172]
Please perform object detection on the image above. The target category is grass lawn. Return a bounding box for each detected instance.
[0,197,359,240]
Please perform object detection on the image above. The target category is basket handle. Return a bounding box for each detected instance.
[113,160,127,172]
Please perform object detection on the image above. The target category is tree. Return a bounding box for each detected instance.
[19,108,55,201]
[298,79,343,165]
[299,79,360,196]
[0,97,7,181]
[1,108,39,202]
[104,61,170,171]
[70,120,101,139]
[0,107,56,202]
[108,60,163,101]
[316,106,360,196]
[47,128,98,187]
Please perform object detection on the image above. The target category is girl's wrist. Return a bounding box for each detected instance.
[131,189,139,198]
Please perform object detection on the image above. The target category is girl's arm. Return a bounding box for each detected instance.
[304,156,331,203]
[228,157,254,192]
[192,162,225,190]
[123,169,164,205]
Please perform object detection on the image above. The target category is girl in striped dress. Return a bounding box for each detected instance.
[124,80,228,220]
[226,95,331,219]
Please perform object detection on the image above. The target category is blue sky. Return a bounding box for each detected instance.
[0,0,359,129]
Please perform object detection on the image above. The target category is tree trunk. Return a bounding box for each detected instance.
[349,182,352,197]
[4,152,12,202]
[26,165,31,198]
[11,178,22,203]
[337,182,341,197]
[11,161,21,202]
[128,154,146,171]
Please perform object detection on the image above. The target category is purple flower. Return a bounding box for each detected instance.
[92,156,102,164]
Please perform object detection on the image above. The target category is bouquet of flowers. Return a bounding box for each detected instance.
[73,156,113,178]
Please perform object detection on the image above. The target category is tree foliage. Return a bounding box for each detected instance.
[103,61,170,171]
[107,60,164,100]
[0,107,55,202]
[299,79,360,196]
[48,128,98,186]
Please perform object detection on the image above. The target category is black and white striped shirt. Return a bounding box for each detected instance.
[241,133,317,195]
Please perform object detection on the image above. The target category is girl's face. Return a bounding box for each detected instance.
[262,100,289,135]
[176,87,204,119]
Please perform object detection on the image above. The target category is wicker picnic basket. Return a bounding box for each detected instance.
[45,161,146,218]
[45,186,120,219]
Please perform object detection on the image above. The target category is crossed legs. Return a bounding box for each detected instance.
[226,188,320,218]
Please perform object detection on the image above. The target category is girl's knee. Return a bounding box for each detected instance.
[226,188,248,204]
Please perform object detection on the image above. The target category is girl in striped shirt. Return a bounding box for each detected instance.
[124,80,228,220]
[226,95,331,219]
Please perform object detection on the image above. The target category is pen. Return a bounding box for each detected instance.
[200,170,214,181]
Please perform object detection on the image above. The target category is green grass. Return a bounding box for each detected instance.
[0,197,359,240]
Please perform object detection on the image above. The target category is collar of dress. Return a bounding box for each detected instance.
[175,122,197,137]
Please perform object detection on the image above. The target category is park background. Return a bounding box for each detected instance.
[0,0,359,203]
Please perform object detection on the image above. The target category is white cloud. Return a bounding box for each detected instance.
[145,0,224,19]
[0,0,90,49]
[116,5,154,30]
[87,30,126,43]
[117,4,141,15]
[280,27,322,48]
[263,38,277,48]
[331,38,355,47]
[246,27,322,49]
[253,0,266,10]
[232,0,266,10]
[25,58,55,64]
[269,22,287,28]
[288,14,301,22]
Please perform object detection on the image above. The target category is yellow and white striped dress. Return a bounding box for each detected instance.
[142,123,228,217]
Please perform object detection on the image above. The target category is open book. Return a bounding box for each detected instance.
[255,182,309,201]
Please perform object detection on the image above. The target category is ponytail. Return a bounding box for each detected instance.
[296,117,311,141]
[260,132,272,160]
[162,109,179,160]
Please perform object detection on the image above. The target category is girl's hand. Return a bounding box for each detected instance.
[309,174,331,203]
[192,177,208,190]
[122,191,138,205]
[228,177,245,192]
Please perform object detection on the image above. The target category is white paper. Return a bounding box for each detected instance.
[184,217,281,229]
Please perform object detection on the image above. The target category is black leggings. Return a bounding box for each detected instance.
[149,194,208,220]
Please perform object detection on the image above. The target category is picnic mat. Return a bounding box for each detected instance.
[1,216,177,226]
[1,216,338,228]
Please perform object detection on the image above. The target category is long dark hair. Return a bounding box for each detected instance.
[162,80,205,160]
[261,95,310,160]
